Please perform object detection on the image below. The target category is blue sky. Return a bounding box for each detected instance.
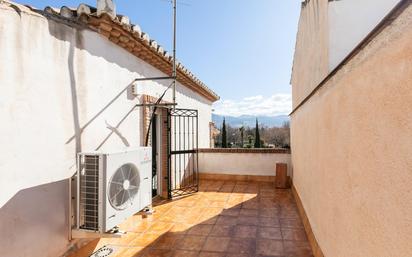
[22,0,301,117]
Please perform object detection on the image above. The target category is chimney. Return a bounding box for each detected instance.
[97,0,116,19]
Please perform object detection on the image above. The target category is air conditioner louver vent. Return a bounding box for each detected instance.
[79,155,100,231]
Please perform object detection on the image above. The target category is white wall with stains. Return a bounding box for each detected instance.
[328,0,401,70]
[0,4,213,257]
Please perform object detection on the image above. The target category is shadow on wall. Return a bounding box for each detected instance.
[0,180,70,257]
[42,11,212,108]
[44,18,144,152]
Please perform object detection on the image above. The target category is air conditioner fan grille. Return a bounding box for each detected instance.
[108,163,140,210]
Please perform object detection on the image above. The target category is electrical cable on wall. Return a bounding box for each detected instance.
[144,81,174,146]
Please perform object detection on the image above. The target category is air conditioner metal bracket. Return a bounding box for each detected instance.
[71,229,126,239]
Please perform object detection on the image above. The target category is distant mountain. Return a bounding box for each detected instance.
[212,114,289,128]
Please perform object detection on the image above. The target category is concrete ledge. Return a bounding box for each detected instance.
[198,149,292,177]
[292,184,325,257]
[198,148,291,154]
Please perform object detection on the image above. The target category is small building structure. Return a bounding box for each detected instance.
[0,1,219,256]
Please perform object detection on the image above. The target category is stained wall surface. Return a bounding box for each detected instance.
[291,0,329,109]
[328,0,401,70]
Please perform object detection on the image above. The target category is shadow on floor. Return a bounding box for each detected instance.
[70,180,313,257]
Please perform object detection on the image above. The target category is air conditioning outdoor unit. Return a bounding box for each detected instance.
[75,148,152,234]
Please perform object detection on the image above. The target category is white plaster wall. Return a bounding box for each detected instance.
[0,5,212,257]
[199,152,292,176]
[328,0,401,70]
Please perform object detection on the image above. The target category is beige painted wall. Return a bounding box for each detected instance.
[291,0,329,109]
[291,5,412,257]
[199,151,292,177]
[0,4,213,257]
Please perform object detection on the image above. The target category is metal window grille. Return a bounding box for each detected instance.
[167,108,199,198]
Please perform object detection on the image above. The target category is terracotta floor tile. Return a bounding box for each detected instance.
[259,208,280,218]
[277,197,297,206]
[171,250,199,257]
[175,199,197,207]
[240,208,259,217]
[260,198,279,209]
[199,251,226,257]
[187,224,213,236]
[152,234,184,249]
[143,249,173,257]
[185,216,205,225]
[280,219,304,229]
[206,201,227,208]
[233,185,248,193]
[147,222,174,235]
[159,214,179,223]
[202,236,231,252]
[225,253,253,257]
[259,217,280,227]
[169,223,193,235]
[219,184,235,193]
[243,194,258,201]
[237,216,258,226]
[204,193,230,202]
[129,233,160,247]
[176,235,206,251]
[280,205,299,215]
[242,200,259,210]
[215,215,238,226]
[258,227,282,240]
[227,237,256,254]
[127,219,154,233]
[256,239,284,256]
[225,201,243,209]
[202,207,224,216]
[209,225,234,237]
[233,225,258,238]
[197,216,219,225]
[259,189,276,197]
[244,188,259,194]
[114,246,146,257]
[227,195,244,205]
[281,228,308,241]
[71,180,313,257]
[220,208,240,217]
[283,240,313,257]
[195,198,211,207]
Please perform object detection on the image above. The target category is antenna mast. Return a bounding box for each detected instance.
[172,0,177,108]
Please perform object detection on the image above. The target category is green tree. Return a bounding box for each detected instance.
[239,126,245,148]
[254,118,261,148]
[222,118,227,148]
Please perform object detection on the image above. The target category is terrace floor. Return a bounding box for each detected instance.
[70,180,313,257]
